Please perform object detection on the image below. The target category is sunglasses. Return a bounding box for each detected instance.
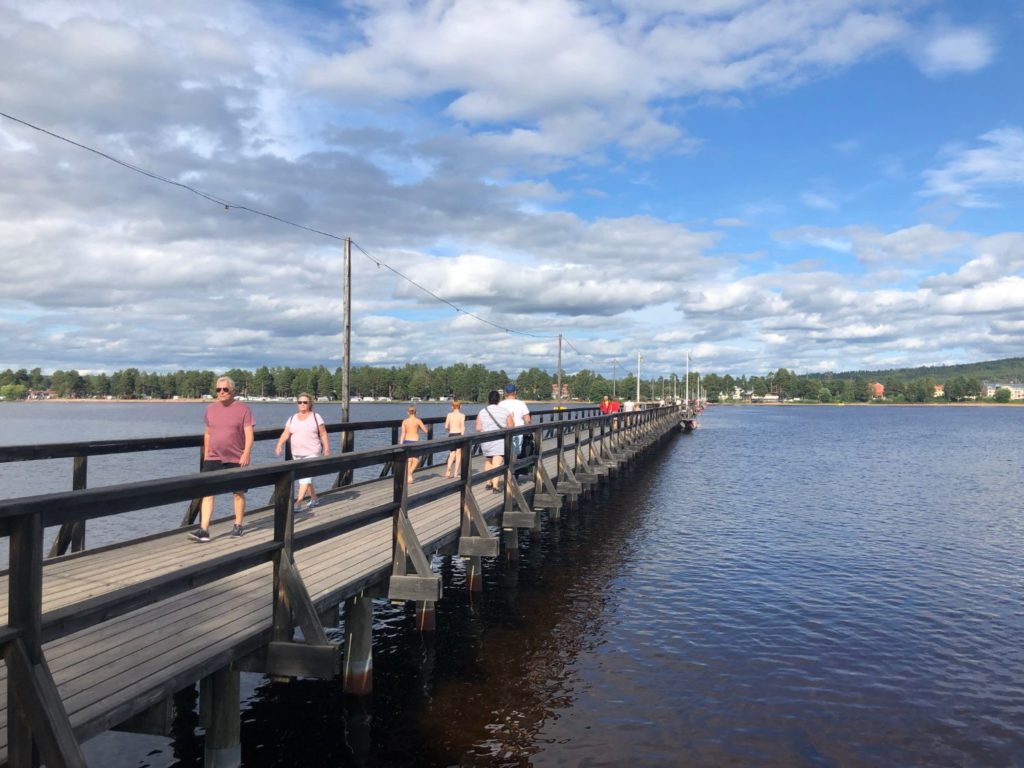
[298,400,311,405]
[215,387,231,393]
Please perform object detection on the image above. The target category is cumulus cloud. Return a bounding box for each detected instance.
[912,25,996,77]
[1,1,1021,379]
[922,127,1024,207]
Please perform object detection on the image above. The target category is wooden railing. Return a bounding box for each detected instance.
[0,405,601,556]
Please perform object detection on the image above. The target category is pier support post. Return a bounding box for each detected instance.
[343,595,374,695]
[502,527,519,562]
[466,556,484,592]
[202,665,240,768]
[415,601,436,632]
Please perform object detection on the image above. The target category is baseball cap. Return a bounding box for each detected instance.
[504,383,517,393]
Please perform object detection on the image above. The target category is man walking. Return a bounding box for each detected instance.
[189,376,254,542]
[503,383,531,475]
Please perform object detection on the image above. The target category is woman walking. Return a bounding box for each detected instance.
[275,393,330,510]
[475,390,513,492]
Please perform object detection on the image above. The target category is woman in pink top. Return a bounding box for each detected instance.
[275,393,330,510]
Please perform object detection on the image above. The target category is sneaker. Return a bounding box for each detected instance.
[307,499,319,509]
[188,528,210,543]
[230,524,245,538]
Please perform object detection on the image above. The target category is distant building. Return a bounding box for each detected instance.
[983,381,1024,400]
[933,384,944,398]
[551,383,570,399]
[869,382,885,399]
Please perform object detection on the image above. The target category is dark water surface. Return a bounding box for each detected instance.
[3,403,1023,766]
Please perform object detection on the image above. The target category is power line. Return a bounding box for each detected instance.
[0,110,556,340]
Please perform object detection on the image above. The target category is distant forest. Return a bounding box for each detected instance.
[1,357,1022,404]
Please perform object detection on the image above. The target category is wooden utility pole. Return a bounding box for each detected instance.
[339,237,353,485]
[556,333,563,408]
[635,352,642,404]
[342,237,352,421]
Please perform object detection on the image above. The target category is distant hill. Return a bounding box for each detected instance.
[809,357,1024,384]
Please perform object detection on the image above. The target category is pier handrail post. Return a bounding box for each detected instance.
[6,510,86,767]
[49,454,88,558]
[556,419,567,480]
[502,431,513,522]
[6,510,34,766]
[333,428,355,488]
[390,448,408,578]
[387,447,441,602]
[379,426,400,479]
[180,444,205,527]
[271,470,296,642]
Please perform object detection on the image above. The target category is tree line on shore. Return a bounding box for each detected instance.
[0,364,1017,404]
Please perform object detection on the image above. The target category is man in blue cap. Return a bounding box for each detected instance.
[503,383,531,467]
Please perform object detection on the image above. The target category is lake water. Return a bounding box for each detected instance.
[2,403,1023,766]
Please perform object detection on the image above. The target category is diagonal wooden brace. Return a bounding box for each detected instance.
[574,442,600,484]
[459,485,499,556]
[532,448,561,509]
[4,638,87,768]
[501,471,537,529]
[388,509,442,602]
[267,555,339,679]
[557,451,583,493]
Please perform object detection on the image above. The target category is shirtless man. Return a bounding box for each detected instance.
[443,399,466,478]
[400,406,428,483]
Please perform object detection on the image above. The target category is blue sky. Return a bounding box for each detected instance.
[1,0,1022,379]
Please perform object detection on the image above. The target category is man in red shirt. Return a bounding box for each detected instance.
[188,376,255,542]
[599,395,613,415]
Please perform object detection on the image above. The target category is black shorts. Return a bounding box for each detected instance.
[201,460,246,493]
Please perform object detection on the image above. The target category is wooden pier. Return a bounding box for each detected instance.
[0,405,685,767]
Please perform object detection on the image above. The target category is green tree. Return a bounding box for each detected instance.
[944,376,967,402]
[0,383,28,400]
[253,366,274,397]
[516,367,552,401]
[994,387,1011,403]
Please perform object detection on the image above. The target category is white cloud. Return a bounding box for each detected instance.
[800,191,838,211]
[0,1,1021,379]
[922,127,1024,207]
[913,26,996,77]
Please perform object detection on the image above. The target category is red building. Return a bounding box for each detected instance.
[869,382,885,399]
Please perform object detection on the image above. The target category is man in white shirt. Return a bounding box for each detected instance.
[503,383,531,459]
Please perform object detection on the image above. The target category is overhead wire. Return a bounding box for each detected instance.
[0,110,556,340]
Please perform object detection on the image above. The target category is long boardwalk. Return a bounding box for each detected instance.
[0,405,684,767]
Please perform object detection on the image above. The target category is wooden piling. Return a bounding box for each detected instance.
[202,665,240,768]
[343,595,374,695]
